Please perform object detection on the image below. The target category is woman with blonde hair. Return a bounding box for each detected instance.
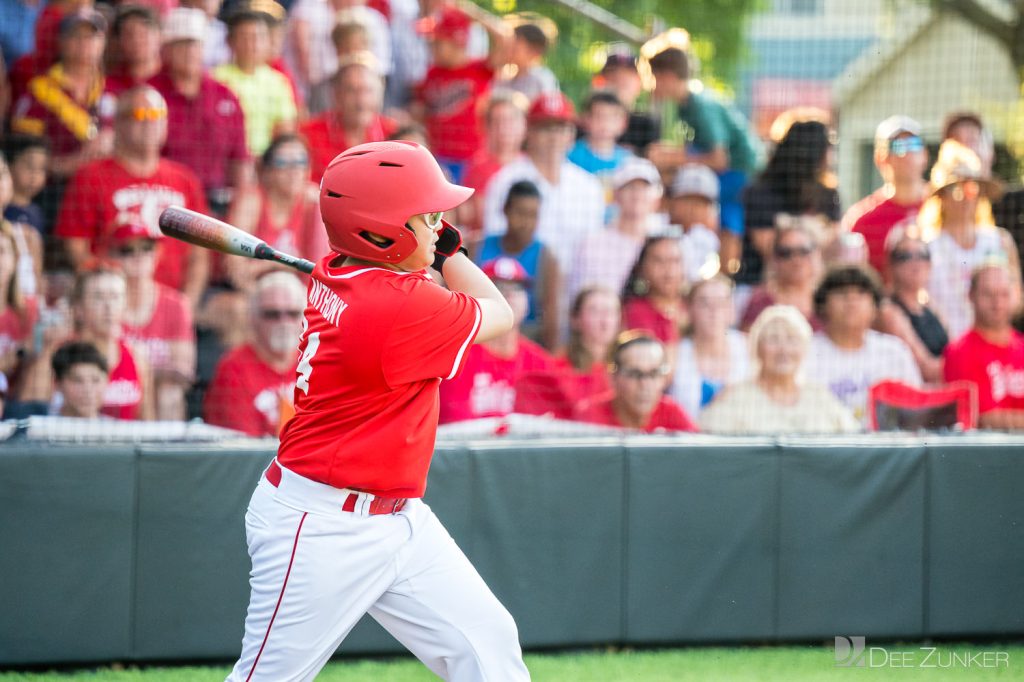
[700,304,858,434]
[919,140,1019,339]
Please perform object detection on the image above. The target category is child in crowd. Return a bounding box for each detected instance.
[51,340,109,419]
[473,180,560,349]
[306,20,374,116]
[2,135,49,236]
[567,91,631,188]
[501,21,558,102]
[621,235,689,353]
[668,163,721,283]
[414,3,509,183]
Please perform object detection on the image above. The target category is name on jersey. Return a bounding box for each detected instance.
[309,279,348,327]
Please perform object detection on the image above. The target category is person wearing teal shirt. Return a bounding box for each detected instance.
[647,47,761,272]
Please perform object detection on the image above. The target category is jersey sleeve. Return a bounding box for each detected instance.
[382,280,481,387]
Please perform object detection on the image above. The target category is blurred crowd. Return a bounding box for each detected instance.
[0,0,1023,436]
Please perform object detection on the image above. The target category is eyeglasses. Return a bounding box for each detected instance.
[123,106,167,122]
[259,309,304,321]
[424,212,443,230]
[112,242,156,257]
[889,136,924,157]
[267,156,309,169]
[774,245,814,260]
[617,366,669,381]
[890,250,930,264]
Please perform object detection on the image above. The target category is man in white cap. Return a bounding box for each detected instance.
[568,156,664,301]
[669,162,721,282]
[841,115,928,277]
[151,6,252,215]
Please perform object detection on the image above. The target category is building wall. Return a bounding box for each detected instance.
[835,12,1019,207]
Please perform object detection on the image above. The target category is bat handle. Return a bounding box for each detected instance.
[253,243,316,275]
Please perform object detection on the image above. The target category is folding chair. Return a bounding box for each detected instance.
[867,380,978,432]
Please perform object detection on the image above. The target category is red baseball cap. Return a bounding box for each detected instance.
[480,256,530,285]
[109,220,160,243]
[527,92,576,126]
[416,6,471,47]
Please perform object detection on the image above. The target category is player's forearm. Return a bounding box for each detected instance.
[441,253,513,339]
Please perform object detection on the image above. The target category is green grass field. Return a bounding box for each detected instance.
[3,644,1021,681]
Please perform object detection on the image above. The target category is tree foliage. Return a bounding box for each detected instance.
[477,0,761,101]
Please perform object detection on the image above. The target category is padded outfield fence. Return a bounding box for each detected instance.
[1,434,1022,666]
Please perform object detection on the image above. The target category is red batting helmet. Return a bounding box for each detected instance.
[319,140,474,263]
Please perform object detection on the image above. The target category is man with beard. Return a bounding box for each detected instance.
[203,271,304,436]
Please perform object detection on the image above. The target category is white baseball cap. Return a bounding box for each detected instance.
[874,115,922,151]
[163,7,207,44]
[611,157,662,192]
[669,163,719,201]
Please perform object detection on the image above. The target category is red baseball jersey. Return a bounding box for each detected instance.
[573,393,697,433]
[437,335,553,424]
[204,342,296,437]
[54,157,209,291]
[943,329,1024,414]
[276,260,482,497]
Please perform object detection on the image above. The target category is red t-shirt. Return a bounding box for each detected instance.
[204,343,297,437]
[438,335,553,424]
[943,328,1024,414]
[622,297,683,347]
[0,300,38,360]
[276,261,482,497]
[122,285,194,373]
[846,190,923,277]
[416,59,494,161]
[298,113,397,183]
[739,287,823,332]
[55,157,209,291]
[573,392,697,433]
[104,339,143,421]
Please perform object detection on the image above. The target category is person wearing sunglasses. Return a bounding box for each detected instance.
[203,270,306,437]
[919,139,1018,340]
[108,221,196,421]
[54,85,211,310]
[573,330,696,433]
[843,115,929,279]
[739,216,824,332]
[877,229,949,382]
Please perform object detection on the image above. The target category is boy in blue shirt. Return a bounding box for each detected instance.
[568,91,632,193]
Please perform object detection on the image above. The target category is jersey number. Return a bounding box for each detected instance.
[296,331,320,395]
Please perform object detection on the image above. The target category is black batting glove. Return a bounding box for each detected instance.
[432,223,467,272]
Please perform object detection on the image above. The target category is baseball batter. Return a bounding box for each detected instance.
[226,141,530,681]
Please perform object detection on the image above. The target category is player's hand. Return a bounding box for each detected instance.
[432,223,467,272]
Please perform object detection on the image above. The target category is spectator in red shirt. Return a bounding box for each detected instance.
[460,90,528,234]
[0,217,37,380]
[549,286,620,410]
[574,331,696,433]
[10,9,115,185]
[621,235,688,351]
[438,256,553,423]
[842,115,928,278]
[413,3,510,182]
[203,271,305,436]
[19,264,153,420]
[151,7,252,216]
[943,263,1024,430]
[107,221,195,421]
[55,85,211,308]
[105,5,163,96]
[298,55,397,183]
[50,340,109,419]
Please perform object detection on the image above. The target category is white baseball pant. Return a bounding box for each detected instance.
[225,462,531,682]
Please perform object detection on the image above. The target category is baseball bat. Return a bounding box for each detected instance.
[158,206,316,275]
